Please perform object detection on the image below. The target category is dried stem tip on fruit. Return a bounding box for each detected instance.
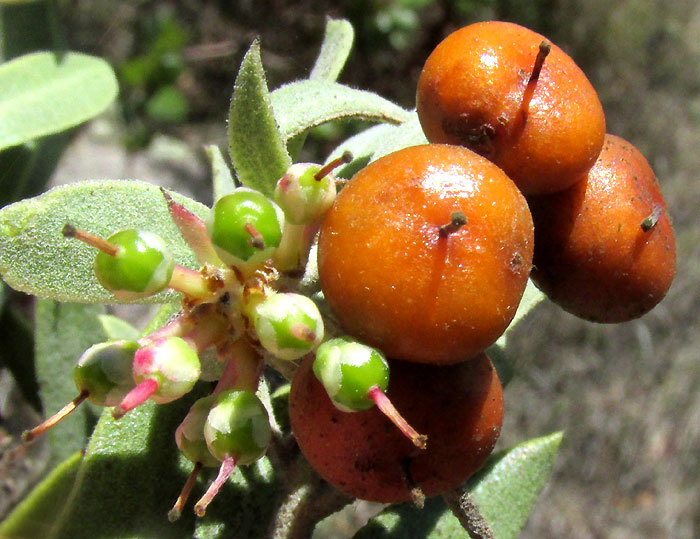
[641,204,665,232]
[314,151,354,181]
[520,40,551,123]
[439,211,468,237]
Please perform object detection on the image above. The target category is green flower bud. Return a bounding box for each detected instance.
[132,336,201,404]
[313,337,389,412]
[94,229,174,301]
[206,188,283,269]
[176,395,220,468]
[253,293,324,360]
[204,390,271,465]
[274,163,336,225]
[73,340,139,407]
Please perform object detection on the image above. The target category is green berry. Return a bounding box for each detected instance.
[206,188,283,268]
[313,337,389,412]
[253,293,324,360]
[274,163,336,225]
[94,229,174,301]
[73,340,139,407]
[204,390,271,465]
[176,395,220,468]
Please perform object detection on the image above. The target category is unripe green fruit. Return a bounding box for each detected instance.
[313,337,389,412]
[132,337,201,404]
[253,293,324,360]
[73,340,139,407]
[206,188,283,268]
[204,390,271,465]
[94,229,174,301]
[274,163,336,225]
[176,395,220,467]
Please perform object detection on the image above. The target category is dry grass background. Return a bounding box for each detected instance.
[2,0,700,537]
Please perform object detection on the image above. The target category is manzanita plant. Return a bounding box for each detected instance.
[0,14,675,539]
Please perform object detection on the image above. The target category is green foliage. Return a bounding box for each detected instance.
[0,180,205,303]
[0,451,83,539]
[35,300,106,464]
[0,52,118,151]
[228,39,291,199]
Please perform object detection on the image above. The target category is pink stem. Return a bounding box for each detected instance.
[113,378,159,419]
[168,461,203,522]
[194,455,237,517]
[22,391,89,443]
[368,386,427,450]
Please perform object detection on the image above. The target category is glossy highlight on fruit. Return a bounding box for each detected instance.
[313,337,389,412]
[207,188,283,268]
[416,21,606,194]
[317,143,534,364]
[94,229,174,300]
[290,352,503,503]
[529,134,676,322]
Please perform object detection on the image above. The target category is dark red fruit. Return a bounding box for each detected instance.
[289,352,503,503]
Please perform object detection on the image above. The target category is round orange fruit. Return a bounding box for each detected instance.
[416,21,606,195]
[317,143,533,364]
[529,134,676,322]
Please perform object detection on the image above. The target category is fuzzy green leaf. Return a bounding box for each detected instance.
[97,313,140,341]
[466,432,564,538]
[205,144,237,202]
[368,112,428,161]
[35,300,106,465]
[0,451,83,539]
[0,180,206,303]
[0,52,118,151]
[355,432,563,539]
[228,40,291,198]
[325,123,397,179]
[309,18,354,82]
[46,388,279,539]
[271,81,411,144]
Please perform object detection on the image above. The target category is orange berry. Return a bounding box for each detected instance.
[416,21,606,195]
[529,134,676,323]
[289,352,503,503]
[317,144,533,364]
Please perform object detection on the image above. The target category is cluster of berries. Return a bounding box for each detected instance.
[22,19,676,518]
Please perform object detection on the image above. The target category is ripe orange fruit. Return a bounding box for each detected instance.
[529,134,676,323]
[289,352,503,503]
[416,21,606,195]
[317,144,533,364]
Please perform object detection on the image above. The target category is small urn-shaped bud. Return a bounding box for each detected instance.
[113,336,201,419]
[206,188,284,270]
[253,293,324,360]
[175,395,220,468]
[74,340,139,406]
[313,337,427,449]
[274,163,337,225]
[22,340,139,443]
[193,390,272,517]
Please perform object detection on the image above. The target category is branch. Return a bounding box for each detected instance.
[443,488,494,539]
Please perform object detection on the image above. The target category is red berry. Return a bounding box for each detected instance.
[290,352,503,503]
